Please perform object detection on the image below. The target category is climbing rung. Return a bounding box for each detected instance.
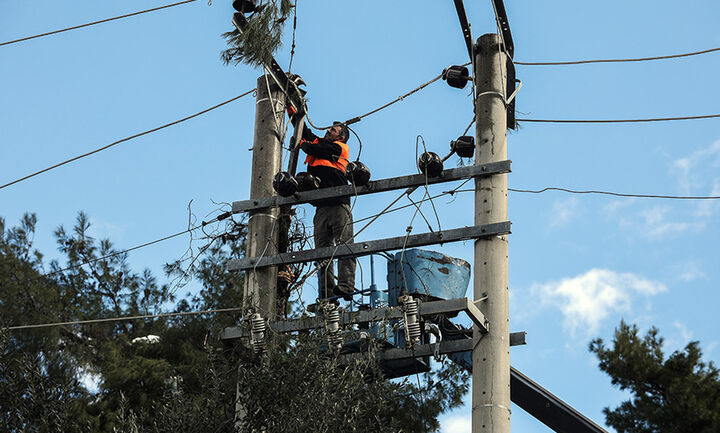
[226,222,511,271]
[231,160,511,213]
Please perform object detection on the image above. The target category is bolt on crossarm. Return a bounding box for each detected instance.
[473,33,511,433]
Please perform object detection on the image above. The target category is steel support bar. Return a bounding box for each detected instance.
[452,0,474,60]
[510,367,608,433]
[489,0,514,58]
[220,297,493,341]
[231,161,511,213]
[227,222,511,271]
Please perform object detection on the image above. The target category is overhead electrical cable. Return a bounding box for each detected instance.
[0,0,198,47]
[517,114,720,124]
[447,187,720,200]
[305,62,471,130]
[515,47,720,66]
[27,211,233,283]
[4,307,243,331]
[0,89,255,191]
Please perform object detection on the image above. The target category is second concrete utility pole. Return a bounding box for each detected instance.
[473,33,511,433]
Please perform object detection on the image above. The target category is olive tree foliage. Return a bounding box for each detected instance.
[590,321,720,433]
[221,0,294,67]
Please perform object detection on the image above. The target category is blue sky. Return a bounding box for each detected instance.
[2,1,719,432]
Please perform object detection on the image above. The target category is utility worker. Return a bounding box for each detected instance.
[296,122,356,301]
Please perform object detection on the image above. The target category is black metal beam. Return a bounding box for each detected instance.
[489,0,514,59]
[231,161,511,213]
[452,0,474,61]
[226,222,511,271]
[511,367,608,433]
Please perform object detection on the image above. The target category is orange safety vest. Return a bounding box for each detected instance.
[304,139,350,172]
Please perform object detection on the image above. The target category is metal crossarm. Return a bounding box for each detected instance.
[220,297,492,340]
[231,161,511,213]
[226,222,511,271]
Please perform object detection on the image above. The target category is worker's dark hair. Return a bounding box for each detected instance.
[332,121,350,143]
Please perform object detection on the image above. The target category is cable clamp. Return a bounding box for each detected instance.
[248,213,278,222]
[475,403,511,414]
[505,79,522,105]
[476,90,507,105]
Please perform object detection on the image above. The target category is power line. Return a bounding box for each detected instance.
[29,211,234,283]
[517,114,720,124]
[4,307,243,331]
[448,187,720,200]
[306,62,471,130]
[0,90,255,191]
[515,47,720,66]
[50,228,195,277]
[0,0,198,47]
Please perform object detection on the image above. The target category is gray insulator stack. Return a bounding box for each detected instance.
[250,313,266,354]
[401,296,421,346]
[324,306,343,351]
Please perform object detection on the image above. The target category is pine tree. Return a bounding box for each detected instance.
[590,321,720,433]
[1,213,470,432]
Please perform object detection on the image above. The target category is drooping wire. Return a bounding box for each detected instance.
[0,89,256,191]
[514,47,720,66]
[517,114,720,124]
[444,186,720,200]
[346,125,363,161]
[0,0,198,47]
[4,307,244,331]
[510,187,720,200]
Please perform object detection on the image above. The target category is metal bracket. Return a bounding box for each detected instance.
[232,160,511,213]
[226,222,511,271]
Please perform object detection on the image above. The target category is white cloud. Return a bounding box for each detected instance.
[441,415,470,433]
[675,261,705,282]
[88,217,126,242]
[550,197,580,227]
[674,321,693,343]
[532,269,667,336]
[672,140,720,194]
[640,206,702,238]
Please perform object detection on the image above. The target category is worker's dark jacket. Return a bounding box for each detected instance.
[300,128,350,207]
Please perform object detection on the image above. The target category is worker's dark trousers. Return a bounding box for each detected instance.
[313,204,356,298]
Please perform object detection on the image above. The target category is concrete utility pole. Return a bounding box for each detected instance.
[236,75,286,430]
[473,33,510,433]
[243,75,286,318]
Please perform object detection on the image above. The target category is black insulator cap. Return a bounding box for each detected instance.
[418,152,444,178]
[295,172,321,191]
[451,135,475,158]
[442,65,470,90]
[272,172,298,197]
[345,161,371,186]
[232,0,261,13]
